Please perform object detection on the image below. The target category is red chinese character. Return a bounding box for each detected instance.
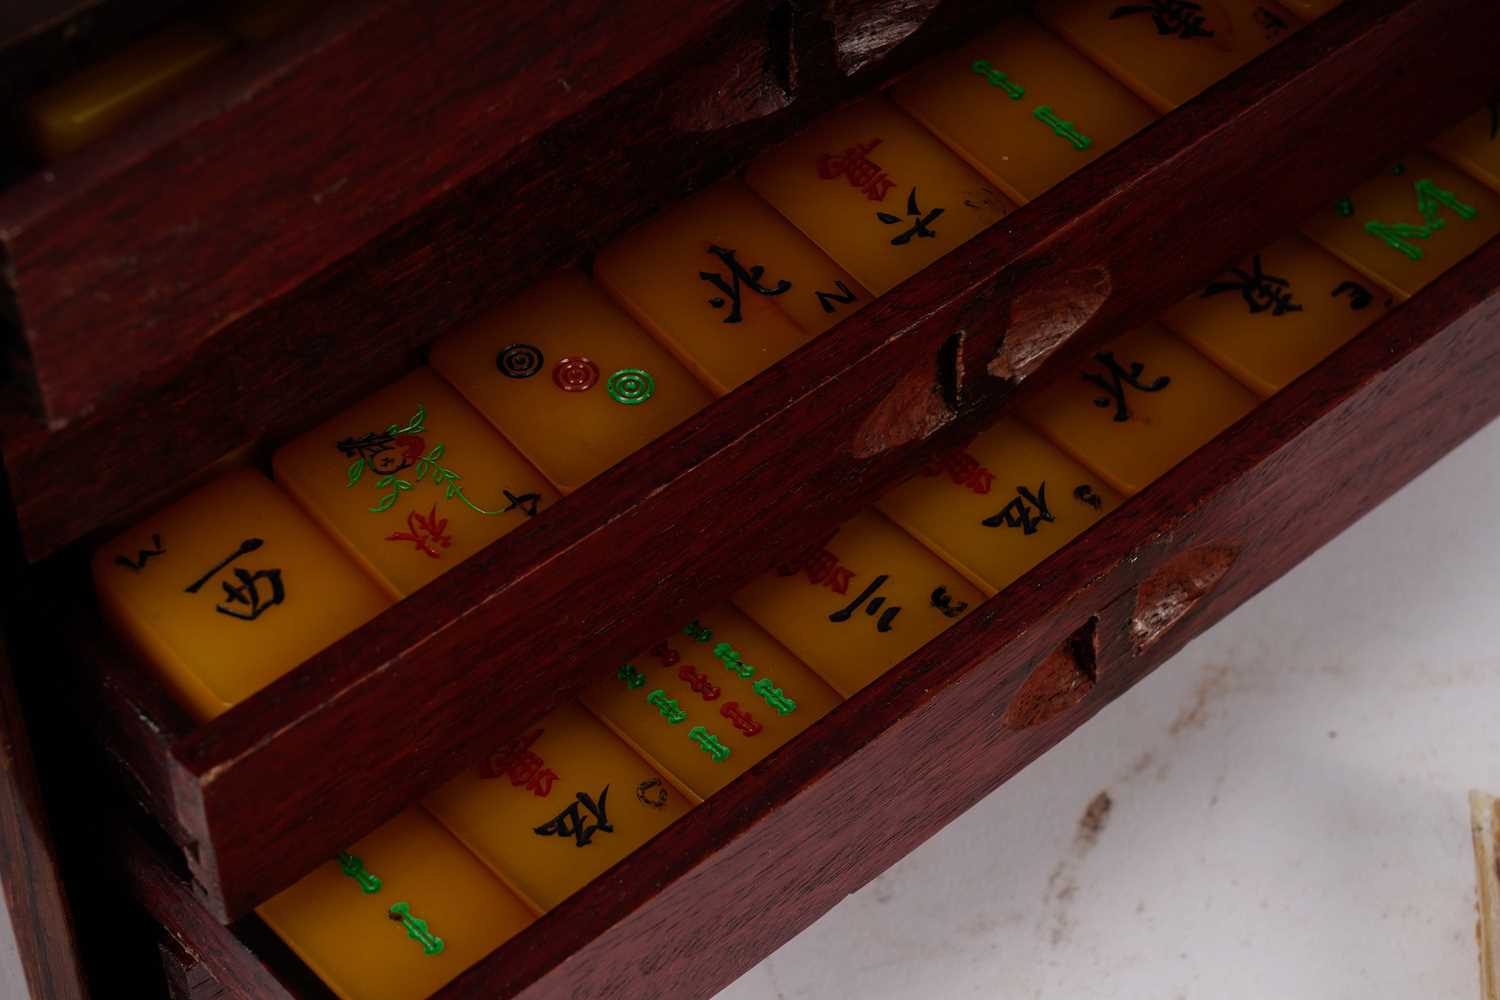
[816,138,895,202]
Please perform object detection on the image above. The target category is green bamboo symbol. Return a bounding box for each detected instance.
[336,851,382,893]
[389,901,445,955]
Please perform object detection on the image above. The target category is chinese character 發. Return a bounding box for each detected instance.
[982,483,1055,535]
[829,574,900,633]
[877,188,944,246]
[699,245,792,324]
[1082,352,1171,422]
[1109,0,1215,40]
[817,138,896,201]
[1202,255,1303,316]
[115,533,166,572]
[533,786,614,847]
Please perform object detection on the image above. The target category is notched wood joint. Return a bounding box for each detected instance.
[988,266,1111,382]
[1001,614,1099,730]
[1129,544,1240,654]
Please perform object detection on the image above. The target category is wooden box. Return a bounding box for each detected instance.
[3,0,1500,996]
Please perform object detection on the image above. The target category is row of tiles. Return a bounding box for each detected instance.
[90,3,1500,998]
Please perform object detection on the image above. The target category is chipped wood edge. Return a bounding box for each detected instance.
[1470,790,1500,1000]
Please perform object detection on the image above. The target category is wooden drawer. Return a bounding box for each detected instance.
[4,0,1500,996]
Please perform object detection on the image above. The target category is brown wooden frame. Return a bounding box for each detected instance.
[23,0,1498,923]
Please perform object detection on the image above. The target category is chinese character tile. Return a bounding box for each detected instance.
[891,15,1158,203]
[1159,235,1392,396]
[732,510,986,697]
[877,418,1122,595]
[92,468,392,721]
[1018,324,1258,495]
[1301,153,1500,299]
[27,22,233,160]
[422,702,693,913]
[258,808,536,1000]
[272,369,557,598]
[1430,104,1500,198]
[580,604,842,799]
[594,179,870,394]
[1033,0,1300,113]
[428,270,713,493]
[744,95,1013,296]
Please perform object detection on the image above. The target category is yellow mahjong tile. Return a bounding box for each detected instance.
[27,22,234,160]
[1430,105,1500,197]
[422,702,693,912]
[428,271,713,492]
[890,16,1158,203]
[580,604,841,798]
[877,418,1122,595]
[732,510,986,697]
[1159,235,1393,396]
[1033,0,1299,113]
[1018,324,1257,495]
[1301,153,1500,299]
[743,95,1013,295]
[272,369,556,598]
[91,468,391,721]
[594,179,871,393]
[258,809,536,1000]
[1277,0,1340,18]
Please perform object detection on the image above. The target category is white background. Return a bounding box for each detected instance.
[717,415,1500,1000]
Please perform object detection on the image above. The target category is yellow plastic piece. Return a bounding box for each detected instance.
[258,809,536,1000]
[580,604,841,798]
[428,271,713,492]
[1018,324,1258,496]
[744,95,1013,295]
[220,0,315,42]
[91,468,391,721]
[1431,105,1500,198]
[1159,235,1392,397]
[1034,0,1299,113]
[1301,153,1500,299]
[891,16,1158,204]
[27,23,234,161]
[1277,0,1341,18]
[877,418,1122,595]
[272,369,556,598]
[732,510,986,697]
[594,179,871,393]
[423,702,693,912]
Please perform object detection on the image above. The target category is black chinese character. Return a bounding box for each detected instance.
[1110,0,1214,39]
[115,533,166,572]
[533,786,614,847]
[829,574,900,633]
[699,245,792,324]
[930,586,969,619]
[215,568,285,621]
[815,280,859,315]
[1082,352,1171,422]
[1331,281,1375,310]
[184,538,265,594]
[1202,255,1302,316]
[877,187,944,245]
[501,490,541,517]
[982,483,1055,535]
[1073,484,1104,510]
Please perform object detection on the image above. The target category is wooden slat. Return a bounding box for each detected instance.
[56,0,1493,921]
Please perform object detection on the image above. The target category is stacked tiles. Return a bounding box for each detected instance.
[92,2,1500,996]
